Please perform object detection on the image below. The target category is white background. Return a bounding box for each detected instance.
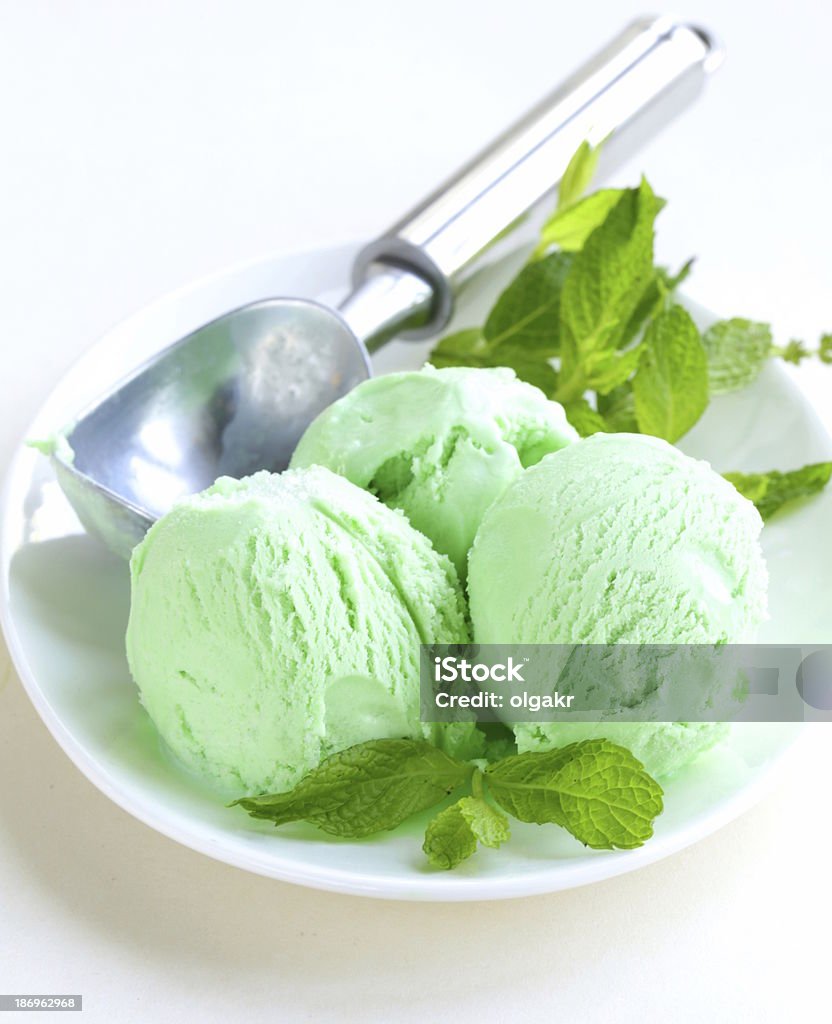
[1,1,830,1021]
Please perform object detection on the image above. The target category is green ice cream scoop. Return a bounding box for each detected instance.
[468,433,768,777]
[290,365,577,579]
[126,467,474,796]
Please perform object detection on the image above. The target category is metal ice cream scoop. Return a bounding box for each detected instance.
[50,16,723,557]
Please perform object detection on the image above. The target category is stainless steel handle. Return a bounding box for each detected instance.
[342,15,722,347]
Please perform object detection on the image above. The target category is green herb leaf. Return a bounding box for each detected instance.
[632,304,708,442]
[615,273,666,351]
[232,739,472,839]
[494,356,559,395]
[661,258,695,293]
[423,801,478,869]
[532,142,608,258]
[557,139,602,212]
[724,462,832,521]
[702,318,773,394]
[486,739,664,850]
[536,189,623,256]
[428,328,489,368]
[775,333,832,367]
[484,251,573,355]
[616,259,695,352]
[429,328,559,395]
[564,399,610,437]
[580,340,646,396]
[459,794,511,848]
[423,795,511,870]
[430,252,572,380]
[597,385,638,432]
[777,338,811,365]
[556,179,663,402]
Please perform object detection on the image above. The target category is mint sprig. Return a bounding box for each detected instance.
[422,801,479,869]
[484,251,573,356]
[232,737,664,870]
[533,140,612,256]
[775,332,832,367]
[702,318,773,394]
[429,326,559,395]
[534,188,623,256]
[554,139,602,213]
[429,252,572,392]
[429,161,707,444]
[429,142,832,462]
[423,793,511,869]
[486,740,664,850]
[618,258,695,352]
[562,398,610,438]
[556,179,663,402]
[632,304,708,442]
[725,462,832,521]
[231,738,472,838]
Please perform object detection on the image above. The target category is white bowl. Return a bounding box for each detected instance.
[2,243,829,900]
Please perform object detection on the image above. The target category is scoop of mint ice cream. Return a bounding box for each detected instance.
[126,467,478,796]
[468,433,768,777]
[291,365,577,579]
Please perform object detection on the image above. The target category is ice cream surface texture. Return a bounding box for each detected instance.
[468,433,768,777]
[290,365,578,578]
[126,467,474,796]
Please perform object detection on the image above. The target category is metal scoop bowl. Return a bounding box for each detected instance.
[50,16,723,557]
[55,276,431,556]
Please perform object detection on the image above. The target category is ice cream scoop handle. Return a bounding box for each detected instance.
[350,15,722,337]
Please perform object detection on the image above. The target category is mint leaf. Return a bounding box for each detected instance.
[232,739,472,839]
[536,189,623,255]
[661,258,695,293]
[489,356,558,395]
[429,327,559,395]
[632,304,708,442]
[557,139,602,212]
[616,272,665,351]
[486,739,664,850]
[774,333,832,366]
[579,339,645,396]
[423,794,511,870]
[484,252,572,355]
[777,338,810,365]
[430,252,572,381]
[597,385,638,432]
[423,802,478,869]
[724,462,832,521]
[532,141,609,257]
[232,739,665,864]
[556,179,663,402]
[564,399,610,437]
[458,794,511,848]
[616,259,695,352]
[702,318,773,394]
[429,328,489,368]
